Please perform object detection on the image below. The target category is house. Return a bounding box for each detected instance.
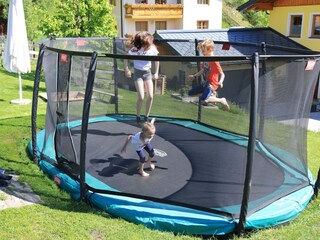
[237,0,320,52]
[110,0,223,37]
[154,27,314,56]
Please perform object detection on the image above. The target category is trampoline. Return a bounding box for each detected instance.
[29,38,320,235]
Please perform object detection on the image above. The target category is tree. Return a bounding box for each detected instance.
[224,0,269,28]
[0,0,8,18]
[37,0,117,38]
[243,10,269,27]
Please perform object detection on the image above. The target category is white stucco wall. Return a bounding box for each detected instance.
[114,0,222,36]
[182,0,222,30]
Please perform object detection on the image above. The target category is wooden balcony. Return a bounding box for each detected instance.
[124,4,183,19]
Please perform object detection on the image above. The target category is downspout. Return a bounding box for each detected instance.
[120,0,124,37]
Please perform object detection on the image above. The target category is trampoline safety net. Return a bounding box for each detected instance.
[33,37,320,220]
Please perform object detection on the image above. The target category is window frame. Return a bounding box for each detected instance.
[197,0,209,5]
[135,21,149,32]
[155,0,167,4]
[155,21,167,30]
[197,20,209,29]
[135,0,148,3]
[310,14,320,39]
[288,14,303,38]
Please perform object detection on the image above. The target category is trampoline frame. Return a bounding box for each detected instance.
[29,40,320,235]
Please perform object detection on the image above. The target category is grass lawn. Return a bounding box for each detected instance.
[0,64,319,240]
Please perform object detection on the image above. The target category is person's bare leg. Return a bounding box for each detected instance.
[221,98,230,110]
[206,96,230,110]
[144,80,154,118]
[146,156,155,170]
[138,162,149,177]
[134,79,145,117]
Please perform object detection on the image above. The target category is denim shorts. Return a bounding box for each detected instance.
[136,143,155,163]
[188,84,214,101]
[134,68,152,81]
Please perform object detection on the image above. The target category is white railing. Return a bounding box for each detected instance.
[0,37,39,61]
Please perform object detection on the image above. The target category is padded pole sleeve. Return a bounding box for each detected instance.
[237,52,259,235]
[314,168,320,198]
[31,44,46,165]
[80,52,98,201]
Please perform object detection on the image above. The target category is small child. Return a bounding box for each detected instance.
[121,118,156,177]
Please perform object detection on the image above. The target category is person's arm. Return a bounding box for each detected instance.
[188,69,204,80]
[218,71,225,88]
[212,61,225,88]
[153,61,159,80]
[121,135,132,153]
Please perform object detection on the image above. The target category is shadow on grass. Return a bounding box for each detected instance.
[0,67,37,82]
[0,156,30,166]
[0,67,46,93]
[0,117,32,128]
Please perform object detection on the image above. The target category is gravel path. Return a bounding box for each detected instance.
[0,175,43,210]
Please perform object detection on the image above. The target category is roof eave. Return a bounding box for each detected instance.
[237,0,261,12]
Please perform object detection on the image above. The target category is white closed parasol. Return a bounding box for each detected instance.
[3,0,31,104]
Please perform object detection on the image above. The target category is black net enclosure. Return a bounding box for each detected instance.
[29,37,320,235]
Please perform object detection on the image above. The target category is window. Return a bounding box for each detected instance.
[197,0,209,4]
[155,21,167,30]
[135,0,147,3]
[311,14,320,38]
[177,0,182,4]
[289,15,302,37]
[156,0,167,3]
[197,20,209,29]
[135,21,148,32]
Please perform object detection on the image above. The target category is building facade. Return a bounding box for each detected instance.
[238,0,320,52]
[110,0,223,37]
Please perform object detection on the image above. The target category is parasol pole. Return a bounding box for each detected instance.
[18,72,23,101]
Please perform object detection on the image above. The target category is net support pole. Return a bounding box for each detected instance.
[237,52,259,235]
[31,44,46,165]
[314,167,320,198]
[80,52,98,201]
[258,42,267,140]
[113,37,119,114]
[194,38,202,122]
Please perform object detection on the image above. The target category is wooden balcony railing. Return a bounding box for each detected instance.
[124,4,183,19]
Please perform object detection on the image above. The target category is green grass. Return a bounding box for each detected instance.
[0,64,319,240]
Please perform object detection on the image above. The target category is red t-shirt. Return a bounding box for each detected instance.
[202,61,223,90]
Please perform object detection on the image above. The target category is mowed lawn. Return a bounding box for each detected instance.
[0,64,319,240]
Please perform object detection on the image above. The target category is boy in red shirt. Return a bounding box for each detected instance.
[188,39,230,110]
